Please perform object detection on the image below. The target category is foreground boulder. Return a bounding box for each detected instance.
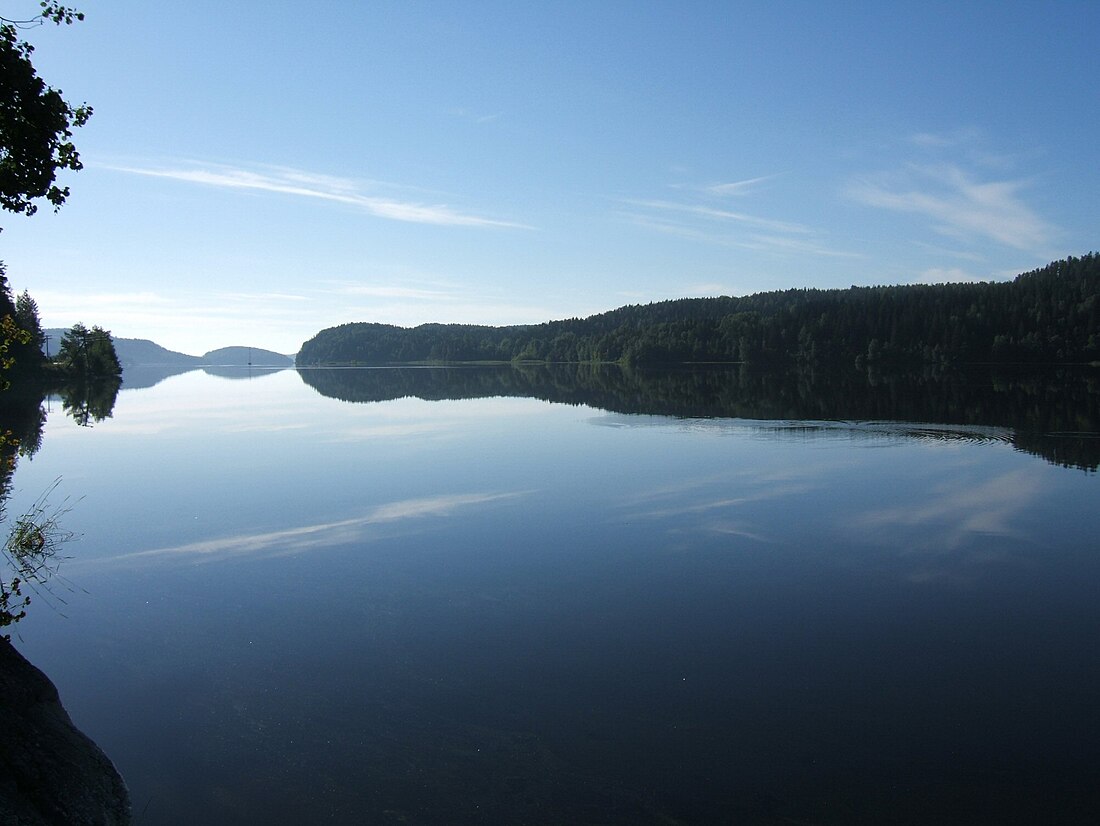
[0,640,130,825]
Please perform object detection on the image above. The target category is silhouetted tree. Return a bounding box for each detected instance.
[56,323,121,379]
[0,2,91,219]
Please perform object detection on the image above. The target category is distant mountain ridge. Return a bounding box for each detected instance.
[42,330,294,368]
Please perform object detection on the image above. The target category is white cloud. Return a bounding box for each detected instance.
[329,284,458,301]
[620,209,863,258]
[106,161,532,229]
[623,182,860,260]
[909,128,982,149]
[741,233,864,259]
[33,282,582,356]
[34,290,174,311]
[626,198,814,235]
[848,162,1055,251]
[215,290,310,303]
[617,211,721,243]
[668,172,782,198]
[33,288,321,355]
[704,175,777,196]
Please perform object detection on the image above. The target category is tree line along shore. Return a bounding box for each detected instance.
[296,254,1100,369]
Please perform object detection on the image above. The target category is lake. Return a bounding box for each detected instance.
[5,364,1100,824]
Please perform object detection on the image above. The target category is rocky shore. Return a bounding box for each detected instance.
[0,640,130,825]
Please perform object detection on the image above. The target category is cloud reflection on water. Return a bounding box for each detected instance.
[100,492,529,565]
[613,464,827,549]
[853,469,1040,552]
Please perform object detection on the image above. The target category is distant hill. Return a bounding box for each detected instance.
[42,331,294,370]
[43,330,201,368]
[115,338,203,367]
[202,347,294,366]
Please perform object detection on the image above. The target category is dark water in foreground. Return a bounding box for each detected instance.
[8,365,1100,824]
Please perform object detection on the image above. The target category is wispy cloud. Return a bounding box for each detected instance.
[701,520,772,542]
[328,284,458,301]
[216,290,310,303]
[625,199,814,235]
[617,212,718,242]
[848,162,1055,251]
[620,205,861,259]
[34,288,320,354]
[909,128,983,149]
[907,129,1030,171]
[35,289,228,332]
[739,233,864,259]
[909,241,986,262]
[623,179,859,259]
[107,162,531,229]
[447,107,503,124]
[35,277,571,356]
[704,174,778,197]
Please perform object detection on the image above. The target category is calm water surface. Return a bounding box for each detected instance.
[8,366,1100,824]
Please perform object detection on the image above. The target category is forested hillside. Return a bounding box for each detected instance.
[297,254,1100,367]
[202,347,293,366]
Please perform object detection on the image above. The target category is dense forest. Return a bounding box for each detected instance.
[297,254,1100,367]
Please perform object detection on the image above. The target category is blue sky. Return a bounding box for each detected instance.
[2,0,1098,356]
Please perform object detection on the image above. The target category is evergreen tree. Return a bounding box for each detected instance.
[86,325,121,377]
[14,292,42,348]
[56,322,119,378]
[12,290,45,370]
[56,321,90,373]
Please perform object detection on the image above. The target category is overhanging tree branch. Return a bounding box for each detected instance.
[0,2,90,218]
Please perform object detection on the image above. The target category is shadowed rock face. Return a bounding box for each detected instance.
[0,641,130,825]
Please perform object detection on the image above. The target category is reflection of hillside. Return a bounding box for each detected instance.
[298,364,1100,472]
[120,363,199,390]
[201,366,289,381]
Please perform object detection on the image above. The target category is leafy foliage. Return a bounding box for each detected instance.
[51,323,122,425]
[56,322,121,378]
[298,254,1100,368]
[0,1,91,217]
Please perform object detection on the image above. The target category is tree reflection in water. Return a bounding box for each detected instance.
[0,373,117,633]
[298,362,1100,472]
[59,374,121,428]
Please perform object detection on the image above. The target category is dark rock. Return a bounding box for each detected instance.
[0,640,130,825]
